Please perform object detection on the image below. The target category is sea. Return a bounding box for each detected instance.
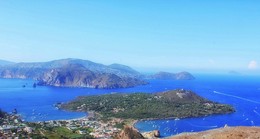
[0,74,260,137]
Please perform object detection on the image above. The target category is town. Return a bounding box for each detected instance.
[0,109,124,139]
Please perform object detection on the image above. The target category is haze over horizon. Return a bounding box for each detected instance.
[0,0,259,74]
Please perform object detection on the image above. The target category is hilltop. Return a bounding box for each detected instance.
[59,89,234,120]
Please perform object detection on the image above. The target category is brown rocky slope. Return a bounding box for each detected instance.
[167,126,260,139]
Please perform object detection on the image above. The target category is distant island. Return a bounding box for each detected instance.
[150,71,195,80]
[37,64,147,89]
[59,89,234,120]
[0,58,147,89]
[0,58,197,89]
[0,60,14,66]
[228,70,241,75]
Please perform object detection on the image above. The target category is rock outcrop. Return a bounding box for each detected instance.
[142,130,161,139]
[115,126,144,139]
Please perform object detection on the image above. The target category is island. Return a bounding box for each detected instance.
[59,89,234,120]
[37,64,147,89]
[0,58,147,89]
[150,71,195,80]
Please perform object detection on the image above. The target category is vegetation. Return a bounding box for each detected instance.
[30,126,93,139]
[60,89,235,120]
[21,122,94,139]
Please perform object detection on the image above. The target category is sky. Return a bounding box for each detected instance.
[0,0,260,74]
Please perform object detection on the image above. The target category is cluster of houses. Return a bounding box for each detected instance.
[0,113,32,138]
[1,112,124,139]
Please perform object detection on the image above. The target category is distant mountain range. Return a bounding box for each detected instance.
[0,58,195,88]
[228,70,241,75]
[0,60,15,66]
[0,58,146,88]
[150,71,195,80]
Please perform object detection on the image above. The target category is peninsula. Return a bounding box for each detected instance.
[59,89,234,120]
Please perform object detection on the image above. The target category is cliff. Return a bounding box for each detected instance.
[37,64,147,89]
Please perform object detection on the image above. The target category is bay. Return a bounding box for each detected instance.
[0,74,259,137]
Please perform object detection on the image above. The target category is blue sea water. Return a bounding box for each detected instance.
[135,74,260,137]
[0,74,259,137]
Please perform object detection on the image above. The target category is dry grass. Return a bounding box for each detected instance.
[168,126,260,139]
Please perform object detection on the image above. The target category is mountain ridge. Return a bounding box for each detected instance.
[0,58,146,89]
[37,63,147,89]
[2,58,141,78]
[0,58,196,88]
[0,60,15,66]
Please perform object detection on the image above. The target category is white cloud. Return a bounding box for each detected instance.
[248,60,258,70]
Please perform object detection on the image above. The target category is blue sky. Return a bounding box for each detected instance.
[0,0,259,73]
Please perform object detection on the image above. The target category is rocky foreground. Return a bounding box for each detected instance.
[167,126,260,139]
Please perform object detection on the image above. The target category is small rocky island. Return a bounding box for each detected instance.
[59,89,234,120]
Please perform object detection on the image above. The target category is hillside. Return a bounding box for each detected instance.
[38,64,147,89]
[168,126,260,139]
[59,89,234,119]
[151,71,195,80]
